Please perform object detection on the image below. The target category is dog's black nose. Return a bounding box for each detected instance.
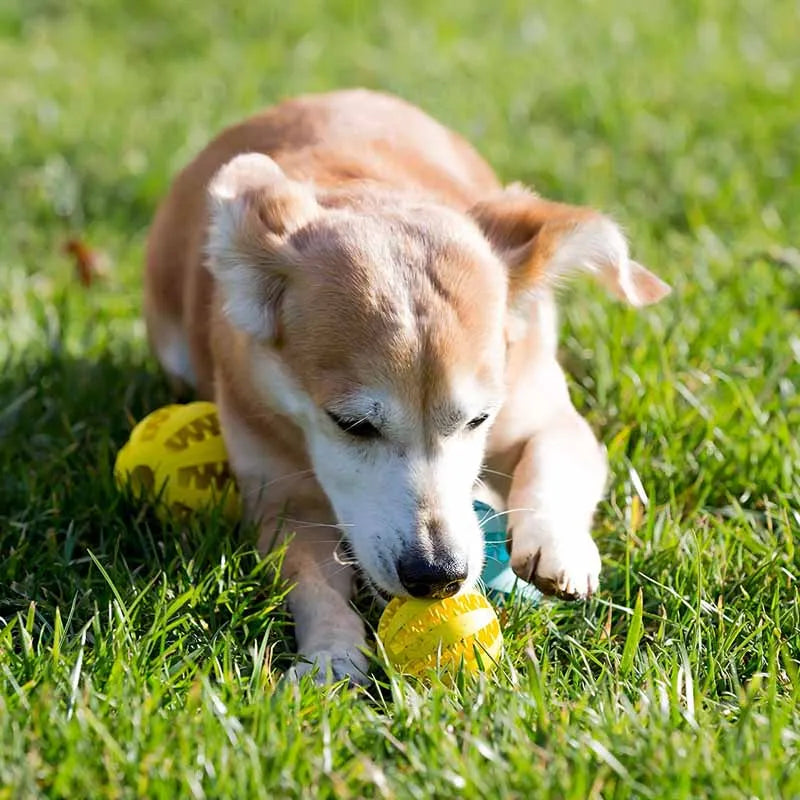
[397,554,467,599]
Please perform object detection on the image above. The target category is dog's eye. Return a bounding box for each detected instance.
[466,413,490,431]
[327,411,381,440]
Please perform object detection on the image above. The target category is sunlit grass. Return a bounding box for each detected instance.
[1,0,798,796]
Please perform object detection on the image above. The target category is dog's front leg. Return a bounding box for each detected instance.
[220,407,369,685]
[273,523,369,685]
[506,403,607,600]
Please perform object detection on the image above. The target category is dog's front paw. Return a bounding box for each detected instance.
[510,527,601,600]
[285,648,370,687]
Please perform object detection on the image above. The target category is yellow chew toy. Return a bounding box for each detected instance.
[378,590,503,679]
[114,402,240,521]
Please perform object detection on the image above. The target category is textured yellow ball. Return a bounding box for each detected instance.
[114,402,240,521]
[378,590,503,679]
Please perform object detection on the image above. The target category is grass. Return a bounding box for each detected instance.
[1,0,799,796]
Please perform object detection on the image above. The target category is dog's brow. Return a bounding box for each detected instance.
[433,391,504,436]
[328,396,384,422]
[432,405,468,436]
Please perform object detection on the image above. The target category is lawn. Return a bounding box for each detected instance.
[1,0,799,796]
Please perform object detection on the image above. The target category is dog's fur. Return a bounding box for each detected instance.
[145,89,669,682]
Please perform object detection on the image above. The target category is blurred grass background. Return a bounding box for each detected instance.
[1,1,799,797]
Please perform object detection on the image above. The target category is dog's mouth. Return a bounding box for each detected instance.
[335,538,395,602]
[360,573,393,602]
[353,564,393,603]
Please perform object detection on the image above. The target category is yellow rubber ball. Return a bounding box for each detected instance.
[378,590,503,679]
[114,402,240,521]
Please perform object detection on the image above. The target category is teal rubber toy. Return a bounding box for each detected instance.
[475,500,540,604]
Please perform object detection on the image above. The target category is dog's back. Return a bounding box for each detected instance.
[145,89,500,395]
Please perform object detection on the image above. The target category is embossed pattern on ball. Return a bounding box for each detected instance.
[114,402,240,521]
[378,590,503,679]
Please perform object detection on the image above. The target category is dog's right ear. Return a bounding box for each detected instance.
[206,153,319,341]
[469,187,670,334]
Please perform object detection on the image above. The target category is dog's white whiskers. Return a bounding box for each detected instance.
[319,558,359,575]
[282,537,347,543]
[280,517,354,530]
[332,554,358,568]
[477,506,545,526]
[241,468,317,499]
[480,467,513,480]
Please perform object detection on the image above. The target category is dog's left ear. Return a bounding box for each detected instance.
[470,187,670,317]
[206,153,320,340]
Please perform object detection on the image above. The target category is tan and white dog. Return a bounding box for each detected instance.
[144,89,669,682]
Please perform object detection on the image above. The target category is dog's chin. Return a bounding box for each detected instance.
[334,538,396,602]
[353,569,394,604]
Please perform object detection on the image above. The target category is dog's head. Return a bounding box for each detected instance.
[206,154,669,598]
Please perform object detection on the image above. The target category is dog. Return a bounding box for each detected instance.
[144,89,669,683]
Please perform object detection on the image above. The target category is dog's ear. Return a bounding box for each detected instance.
[470,187,670,323]
[206,153,319,340]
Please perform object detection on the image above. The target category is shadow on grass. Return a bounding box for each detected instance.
[0,347,295,670]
